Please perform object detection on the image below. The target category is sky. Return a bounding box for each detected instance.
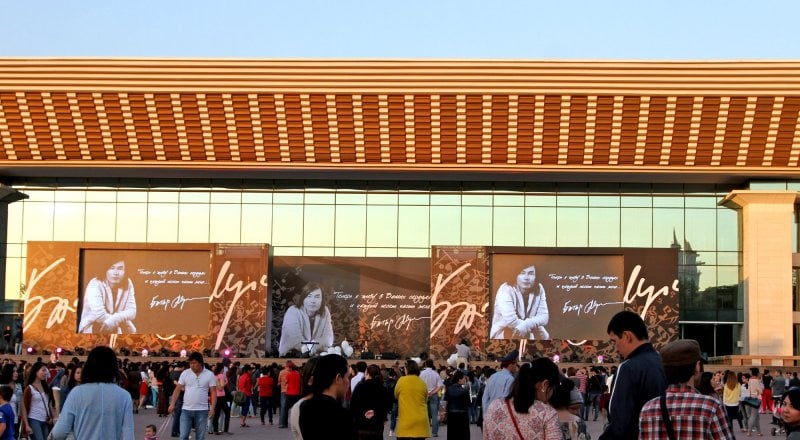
[1,1,799,59]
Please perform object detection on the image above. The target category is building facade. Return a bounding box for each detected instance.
[0,59,799,357]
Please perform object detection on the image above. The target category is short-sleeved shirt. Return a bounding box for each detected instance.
[178,368,216,411]
[638,384,733,440]
[285,370,302,396]
[257,376,274,397]
[0,403,14,440]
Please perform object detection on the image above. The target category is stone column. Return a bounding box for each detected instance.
[722,190,797,356]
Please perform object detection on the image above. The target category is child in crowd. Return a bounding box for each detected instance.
[144,424,158,440]
[0,385,14,440]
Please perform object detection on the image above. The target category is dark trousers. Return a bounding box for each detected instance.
[447,411,470,440]
[212,395,231,433]
[259,396,273,423]
[171,397,183,436]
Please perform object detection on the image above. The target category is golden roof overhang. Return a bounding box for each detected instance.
[1,58,800,182]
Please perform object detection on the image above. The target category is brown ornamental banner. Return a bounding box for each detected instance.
[430,246,679,362]
[23,242,269,356]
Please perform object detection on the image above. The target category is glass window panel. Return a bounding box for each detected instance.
[493,207,524,246]
[5,257,23,300]
[557,194,588,207]
[462,206,492,246]
[429,206,460,246]
[335,205,366,247]
[148,192,179,203]
[697,265,718,291]
[367,205,398,247]
[653,208,685,248]
[366,248,398,257]
[397,248,430,258]
[493,195,524,207]
[84,203,117,242]
[53,202,86,241]
[272,205,304,246]
[147,204,179,242]
[557,207,588,246]
[302,247,335,257]
[685,209,717,251]
[589,196,620,207]
[430,194,460,206]
[305,193,335,204]
[718,252,741,266]
[335,248,366,257]
[462,194,493,206]
[398,194,429,205]
[86,191,117,202]
[7,202,23,243]
[241,192,273,204]
[717,208,739,252]
[621,208,652,247]
[27,190,54,202]
[210,204,242,243]
[22,202,54,241]
[116,203,148,242]
[589,208,620,247]
[177,204,209,243]
[525,195,556,207]
[302,205,335,247]
[749,181,787,190]
[54,190,85,202]
[685,196,718,208]
[718,266,739,286]
[272,246,302,256]
[241,204,272,243]
[210,192,241,204]
[367,193,398,205]
[398,206,429,248]
[6,244,22,258]
[117,191,148,203]
[525,207,556,246]
[336,193,367,205]
[180,192,210,203]
[691,251,716,266]
[653,196,684,208]
[273,193,304,204]
[787,182,800,191]
[621,196,652,208]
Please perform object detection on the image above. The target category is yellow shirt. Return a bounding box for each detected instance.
[723,383,740,406]
[394,375,431,438]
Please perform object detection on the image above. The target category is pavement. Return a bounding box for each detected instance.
[133,406,781,439]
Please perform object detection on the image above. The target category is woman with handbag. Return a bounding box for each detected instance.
[19,362,58,440]
[483,358,561,440]
[747,368,764,436]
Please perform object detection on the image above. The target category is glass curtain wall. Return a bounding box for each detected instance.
[4,180,742,352]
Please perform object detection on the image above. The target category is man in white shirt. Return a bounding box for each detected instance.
[350,361,367,394]
[420,359,444,437]
[169,352,217,440]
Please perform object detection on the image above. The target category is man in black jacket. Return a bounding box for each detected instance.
[599,310,667,440]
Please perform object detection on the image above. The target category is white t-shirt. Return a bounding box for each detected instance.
[178,368,216,411]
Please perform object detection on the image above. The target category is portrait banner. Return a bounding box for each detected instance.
[430,246,679,363]
[271,256,430,358]
[22,242,268,356]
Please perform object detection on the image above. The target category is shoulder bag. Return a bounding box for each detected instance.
[505,399,525,440]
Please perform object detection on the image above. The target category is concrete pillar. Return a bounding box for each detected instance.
[722,190,798,356]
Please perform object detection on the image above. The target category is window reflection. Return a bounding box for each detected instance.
[493,207,524,246]
[557,207,588,246]
[461,206,492,246]
[429,206,460,246]
[589,208,620,247]
[525,207,556,246]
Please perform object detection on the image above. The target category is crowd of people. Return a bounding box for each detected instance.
[4,309,800,439]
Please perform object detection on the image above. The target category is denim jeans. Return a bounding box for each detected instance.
[390,402,398,431]
[180,409,209,440]
[427,394,440,436]
[279,393,288,427]
[27,418,50,440]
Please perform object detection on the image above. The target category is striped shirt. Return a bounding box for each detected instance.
[638,383,734,440]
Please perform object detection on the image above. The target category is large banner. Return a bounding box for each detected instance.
[271,257,430,358]
[431,246,680,362]
[23,242,269,356]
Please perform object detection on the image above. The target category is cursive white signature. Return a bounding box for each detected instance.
[211,260,268,350]
[430,262,487,338]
